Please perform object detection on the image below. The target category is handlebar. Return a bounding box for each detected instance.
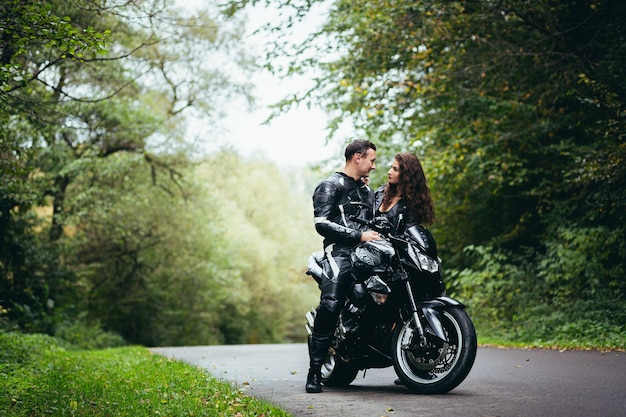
[351,216,436,256]
[351,216,373,226]
[351,215,394,235]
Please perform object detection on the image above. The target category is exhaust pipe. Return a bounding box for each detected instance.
[305,308,316,337]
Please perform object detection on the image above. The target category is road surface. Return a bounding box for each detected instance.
[151,344,626,417]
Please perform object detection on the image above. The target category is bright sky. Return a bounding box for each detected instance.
[183,0,345,167]
[220,62,339,168]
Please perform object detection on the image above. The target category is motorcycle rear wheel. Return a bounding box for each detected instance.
[392,307,477,394]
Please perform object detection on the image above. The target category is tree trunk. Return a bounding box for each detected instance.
[50,175,69,241]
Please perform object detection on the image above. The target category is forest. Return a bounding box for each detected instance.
[1,0,624,350]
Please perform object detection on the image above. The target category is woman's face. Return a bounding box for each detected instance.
[388,159,401,185]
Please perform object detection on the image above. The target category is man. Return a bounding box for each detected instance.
[306,139,380,393]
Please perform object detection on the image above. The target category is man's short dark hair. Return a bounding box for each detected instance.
[345,139,376,161]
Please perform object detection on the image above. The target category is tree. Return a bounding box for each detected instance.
[60,150,320,346]
[1,0,252,332]
[195,151,320,344]
[62,153,231,346]
[1,0,111,331]
[225,0,626,348]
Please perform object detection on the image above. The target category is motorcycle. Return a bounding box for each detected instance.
[305,216,477,394]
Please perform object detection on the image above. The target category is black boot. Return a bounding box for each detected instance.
[305,366,323,393]
[305,332,333,393]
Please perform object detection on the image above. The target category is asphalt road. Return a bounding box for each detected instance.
[151,344,626,417]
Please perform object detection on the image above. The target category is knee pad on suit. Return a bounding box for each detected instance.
[320,295,342,315]
[313,296,342,335]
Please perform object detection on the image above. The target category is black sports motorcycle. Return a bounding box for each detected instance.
[305,217,477,394]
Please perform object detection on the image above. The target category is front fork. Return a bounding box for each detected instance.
[399,271,429,348]
[399,271,449,349]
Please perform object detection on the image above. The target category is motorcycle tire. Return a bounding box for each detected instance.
[307,338,359,387]
[391,307,477,394]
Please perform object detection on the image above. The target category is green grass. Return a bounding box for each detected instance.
[0,332,291,417]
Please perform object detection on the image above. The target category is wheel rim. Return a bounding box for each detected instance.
[395,311,463,384]
[321,353,336,379]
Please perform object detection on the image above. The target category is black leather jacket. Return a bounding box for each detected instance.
[374,185,421,236]
[313,172,375,249]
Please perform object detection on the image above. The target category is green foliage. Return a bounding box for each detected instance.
[5,0,623,350]
[54,317,126,350]
[245,0,626,348]
[0,332,292,417]
[62,153,224,346]
[0,208,74,334]
[451,239,626,351]
[195,151,320,344]
[0,0,254,340]
[49,150,319,346]
[539,226,626,301]
[0,0,110,91]
[0,332,63,371]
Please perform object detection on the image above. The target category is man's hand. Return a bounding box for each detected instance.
[360,230,381,242]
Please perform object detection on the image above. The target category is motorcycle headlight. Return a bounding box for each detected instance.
[408,244,440,273]
[365,275,391,305]
[417,252,439,273]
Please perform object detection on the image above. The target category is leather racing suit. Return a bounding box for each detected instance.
[374,185,408,235]
[309,172,375,374]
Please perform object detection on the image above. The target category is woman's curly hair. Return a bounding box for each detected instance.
[381,153,435,225]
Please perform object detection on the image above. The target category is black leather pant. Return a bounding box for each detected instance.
[309,247,352,369]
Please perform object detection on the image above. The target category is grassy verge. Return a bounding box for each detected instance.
[477,336,624,352]
[472,314,625,352]
[0,332,291,417]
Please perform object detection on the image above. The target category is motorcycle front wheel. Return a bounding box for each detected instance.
[307,338,359,387]
[392,307,477,394]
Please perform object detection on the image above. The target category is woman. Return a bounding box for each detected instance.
[377,154,444,389]
[375,152,435,234]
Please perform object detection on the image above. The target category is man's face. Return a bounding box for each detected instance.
[358,149,377,176]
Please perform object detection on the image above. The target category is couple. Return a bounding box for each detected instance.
[306,139,435,393]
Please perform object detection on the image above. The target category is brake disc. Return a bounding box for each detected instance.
[406,342,449,371]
